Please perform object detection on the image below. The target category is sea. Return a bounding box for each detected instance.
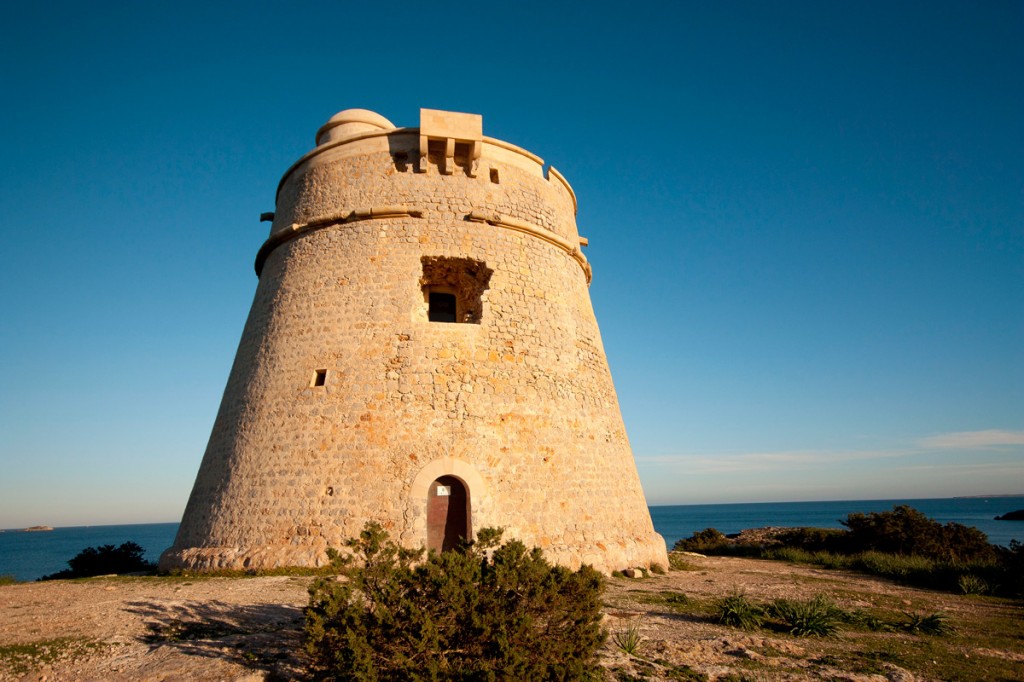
[1,497,1021,582]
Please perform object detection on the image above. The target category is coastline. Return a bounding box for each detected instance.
[3,499,1022,583]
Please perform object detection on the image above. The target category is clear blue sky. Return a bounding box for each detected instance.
[1,1,1021,527]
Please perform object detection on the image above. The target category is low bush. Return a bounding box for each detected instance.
[842,505,996,562]
[774,527,846,552]
[673,528,728,553]
[40,542,153,580]
[304,522,606,681]
[1000,540,1024,597]
[684,506,1021,599]
[0,575,18,586]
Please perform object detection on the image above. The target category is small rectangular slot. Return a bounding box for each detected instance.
[312,369,327,387]
[489,168,499,183]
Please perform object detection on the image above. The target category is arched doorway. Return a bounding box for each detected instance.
[427,475,471,552]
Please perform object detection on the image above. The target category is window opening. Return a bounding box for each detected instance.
[312,369,327,387]
[420,256,493,324]
[489,168,500,184]
[428,291,457,323]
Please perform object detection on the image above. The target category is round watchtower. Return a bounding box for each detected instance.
[161,108,668,574]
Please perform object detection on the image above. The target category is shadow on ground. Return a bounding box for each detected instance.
[125,599,306,679]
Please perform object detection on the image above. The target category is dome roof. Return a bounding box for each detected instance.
[316,109,395,146]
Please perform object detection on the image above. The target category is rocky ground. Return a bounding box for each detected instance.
[1,553,1021,681]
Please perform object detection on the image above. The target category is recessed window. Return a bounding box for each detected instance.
[428,291,458,323]
[489,168,499,184]
[421,257,493,324]
[312,369,327,387]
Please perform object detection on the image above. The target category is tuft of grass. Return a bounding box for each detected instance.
[768,595,842,637]
[854,551,934,578]
[714,591,764,630]
[649,563,666,575]
[0,575,18,586]
[957,573,988,595]
[765,547,854,571]
[902,611,952,636]
[611,618,645,656]
[668,553,700,571]
[765,547,815,564]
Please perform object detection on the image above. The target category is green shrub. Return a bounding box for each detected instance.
[768,595,842,637]
[1000,540,1024,597]
[709,508,1019,598]
[0,575,18,586]
[841,505,996,562]
[304,522,606,681]
[40,541,154,580]
[649,563,666,575]
[714,591,764,630]
[774,527,846,552]
[673,528,728,553]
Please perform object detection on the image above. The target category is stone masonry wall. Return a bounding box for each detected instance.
[162,111,667,574]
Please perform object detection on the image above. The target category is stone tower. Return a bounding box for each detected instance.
[161,108,667,574]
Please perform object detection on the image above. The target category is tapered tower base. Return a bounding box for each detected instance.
[161,108,667,574]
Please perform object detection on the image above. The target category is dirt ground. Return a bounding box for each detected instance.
[1,554,1021,681]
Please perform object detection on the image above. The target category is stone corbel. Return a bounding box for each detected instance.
[468,139,481,177]
[417,133,429,174]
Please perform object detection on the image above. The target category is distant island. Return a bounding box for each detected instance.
[994,509,1024,521]
[23,525,54,532]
